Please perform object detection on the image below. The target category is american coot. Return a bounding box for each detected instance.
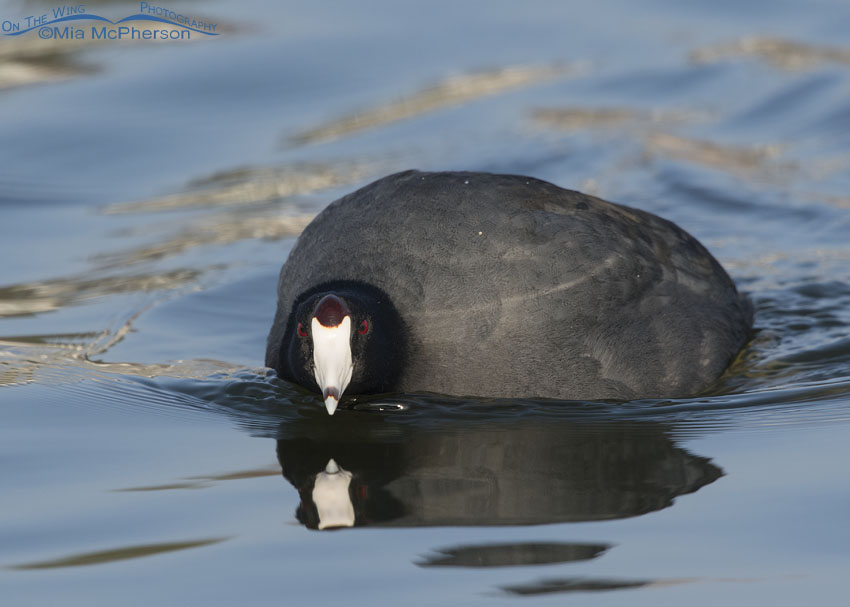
[266,170,753,414]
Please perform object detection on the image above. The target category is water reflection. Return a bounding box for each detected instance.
[690,35,850,71]
[287,64,572,146]
[9,537,228,570]
[418,542,610,568]
[275,411,722,530]
[500,576,657,596]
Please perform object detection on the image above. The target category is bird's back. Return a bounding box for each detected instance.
[268,170,752,400]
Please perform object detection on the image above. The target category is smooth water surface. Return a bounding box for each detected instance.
[2,0,850,604]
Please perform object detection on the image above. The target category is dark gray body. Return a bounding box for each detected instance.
[266,170,753,400]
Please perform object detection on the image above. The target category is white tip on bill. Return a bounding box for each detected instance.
[325,395,339,415]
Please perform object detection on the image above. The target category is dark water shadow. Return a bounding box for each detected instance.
[27,369,751,593]
[498,576,655,596]
[417,542,610,568]
[266,395,723,594]
[272,403,722,530]
[146,371,730,533]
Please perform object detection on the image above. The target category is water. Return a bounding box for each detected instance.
[2,0,850,604]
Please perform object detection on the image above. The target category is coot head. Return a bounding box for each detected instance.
[279,282,405,414]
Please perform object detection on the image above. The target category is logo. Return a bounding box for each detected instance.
[1,3,219,41]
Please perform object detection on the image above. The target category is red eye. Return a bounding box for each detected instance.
[358,320,369,335]
[297,323,307,338]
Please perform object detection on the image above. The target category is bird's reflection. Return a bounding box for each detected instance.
[276,407,722,531]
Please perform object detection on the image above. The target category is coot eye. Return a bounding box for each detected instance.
[358,320,369,335]
[297,323,307,338]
